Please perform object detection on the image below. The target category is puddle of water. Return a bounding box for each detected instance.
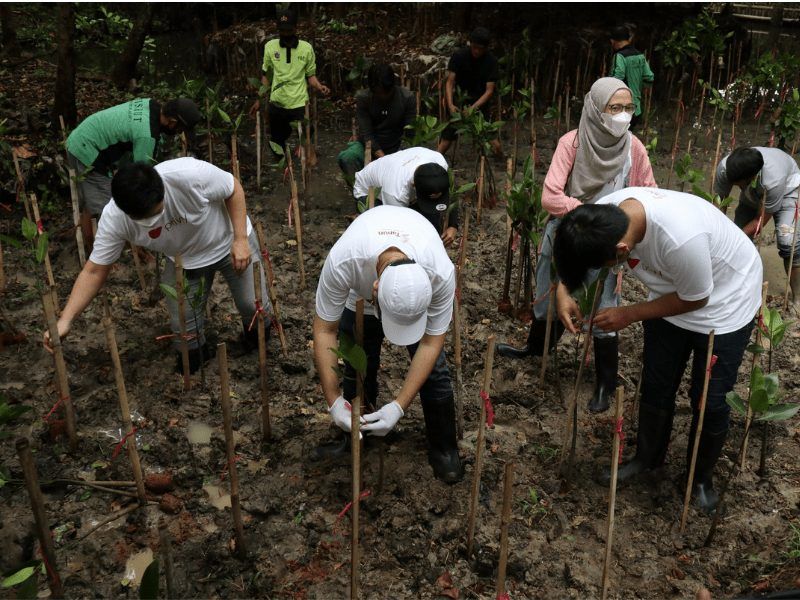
[203,484,231,510]
[187,421,213,445]
[123,548,153,587]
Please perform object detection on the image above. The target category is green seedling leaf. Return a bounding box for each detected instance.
[764,373,780,400]
[347,345,367,376]
[159,283,178,300]
[269,141,285,157]
[725,391,747,416]
[35,232,48,264]
[455,182,476,195]
[216,107,231,124]
[79,490,92,501]
[772,323,787,348]
[2,566,36,588]
[0,233,22,248]
[16,573,37,600]
[21,218,37,241]
[757,403,800,422]
[746,343,765,355]
[139,559,159,600]
[750,388,770,413]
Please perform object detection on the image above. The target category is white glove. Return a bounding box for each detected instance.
[328,396,356,431]
[361,401,404,436]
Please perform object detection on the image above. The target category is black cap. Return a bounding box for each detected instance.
[414,163,450,213]
[469,27,491,47]
[277,9,297,31]
[610,25,631,41]
[164,98,202,131]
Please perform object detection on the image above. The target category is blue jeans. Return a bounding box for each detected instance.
[162,231,270,350]
[641,318,755,433]
[338,308,453,408]
[533,218,619,338]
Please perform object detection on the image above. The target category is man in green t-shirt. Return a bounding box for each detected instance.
[66,98,201,241]
[250,9,329,156]
[610,25,654,129]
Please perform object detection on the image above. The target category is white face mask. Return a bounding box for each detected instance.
[603,111,632,137]
[132,210,163,228]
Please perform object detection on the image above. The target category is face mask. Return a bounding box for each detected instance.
[132,210,163,228]
[603,111,631,137]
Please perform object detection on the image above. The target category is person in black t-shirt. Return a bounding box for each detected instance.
[437,27,502,158]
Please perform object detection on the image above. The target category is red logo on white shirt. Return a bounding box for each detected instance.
[627,258,640,269]
[148,227,162,239]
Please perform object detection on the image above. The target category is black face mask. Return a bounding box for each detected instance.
[279,34,298,49]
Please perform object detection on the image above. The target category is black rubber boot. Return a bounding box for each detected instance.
[421,395,464,484]
[310,431,351,462]
[588,336,619,414]
[687,412,728,513]
[174,343,215,375]
[600,403,674,485]
[496,319,564,359]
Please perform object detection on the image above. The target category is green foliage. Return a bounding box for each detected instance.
[575,269,608,318]
[644,134,659,154]
[773,88,800,146]
[450,108,503,158]
[0,394,33,440]
[657,8,732,72]
[405,115,448,148]
[1,562,39,599]
[347,56,372,85]
[216,108,244,133]
[784,522,800,560]
[331,334,367,377]
[321,18,357,34]
[673,153,735,210]
[139,559,160,600]
[269,141,287,169]
[506,155,547,248]
[247,77,270,99]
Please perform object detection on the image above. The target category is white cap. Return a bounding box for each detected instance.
[377,261,432,346]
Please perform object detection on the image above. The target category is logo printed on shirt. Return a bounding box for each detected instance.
[148,227,162,239]
[274,52,280,59]
[164,215,188,232]
[627,258,640,269]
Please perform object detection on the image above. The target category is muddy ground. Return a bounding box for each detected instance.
[2,93,800,600]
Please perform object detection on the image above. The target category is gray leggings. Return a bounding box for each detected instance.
[162,231,271,349]
[533,218,619,338]
[734,190,800,263]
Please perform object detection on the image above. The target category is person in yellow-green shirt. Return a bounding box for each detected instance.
[250,9,329,156]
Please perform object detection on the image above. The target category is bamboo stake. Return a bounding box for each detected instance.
[512,239,525,309]
[255,222,288,358]
[286,148,307,288]
[558,277,605,478]
[256,111,262,189]
[741,282,769,469]
[665,88,684,189]
[466,334,496,557]
[67,167,87,267]
[175,255,191,390]
[29,194,57,305]
[501,229,514,307]
[254,267,271,442]
[304,103,316,168]
[709,130,723,195]
[0,238,4,292]
[16,438,64,598]
[159,519,176,599]
[476,156,486,225]
[101,300,147,505]
[496,461,515,599]
[12,149,31,219]
[206,97,213,163]
[129,243,148,292]
[365,141,376,209]
[231,132,240,180]
[679,331,716,533]
[296,122,307,192]
[351,299,364,600]
[601,388,625,600]
[42,288,77,450]
[313,94,319,151]
[218,343,247,556]
[783,199,799,311]
[453,269,464,440]
[539,283,557,386]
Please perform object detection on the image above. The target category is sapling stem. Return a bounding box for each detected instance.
[501,229,514,307]
[758,339,775,478]
[231,131,240,180]
[296,122,307,192]
[16,437,64,598]
[476,156,486,225]
[466,334,496,557]
[496,461,515,599]
[601,388,624,600]
[101,299,147,505]
[42,287,77,450]
[680,330,715,534]
[175,255,191,390]
[539,283,557,387]
[512,238,525,310]
[741,281,769,469]
[255,222,288,358]
[67,167,87,267]
[29,194,57,309]
[256,111,262,189]
[253,267,271,443]
[129,243,148,292]
[364,141,376,210]
[217,343,247,556]
[286,147,307,289]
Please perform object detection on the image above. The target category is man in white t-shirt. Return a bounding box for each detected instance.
[714,146,800,306]
[313,205,462,483]
[352,147,458,247]
[44,158,270,373]
[553,187,762,512]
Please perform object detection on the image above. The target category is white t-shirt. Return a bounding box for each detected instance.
[315,205,455,337]
[714,147,800,212]
[598,187,763,334]
[352,147,448,207]
[90,158,251,269]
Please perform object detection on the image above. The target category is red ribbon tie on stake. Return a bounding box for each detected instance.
[112,427,138,460]
[42,396,66,422]
[614,417,626,463]
[36,219,44,234]
[248,300,269,332]
[480,390,495,427]
[337,489,372,521]
[497,594,511,600]
[707,354,718,375]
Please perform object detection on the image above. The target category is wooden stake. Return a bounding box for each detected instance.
[101,300,147,504]
[206,97,213,164]
[365,141,376,209]
[601,388,624,600]
[42,288,77,450]
[680,330,716,533]
[255,222,288,358]
[466,334,496,557]
[175,255,192,390]
[709,130,723,195]
[741,282,768,469]
[231,132,240,181]
[0,238,4,293]
[129,243,148,292]
[313,94,319,151]
[285,148,307,288]
[12,149,31,219]
[496,461,515,599]
[296,122,307,192]
[159,519,176,599]
[16,438,64,598]
[217,342,247,556]
[29,194,57,308]
[453,272,464,440]
[351,299,364,600]
[783,199,799,311]
[476,156,486,225]
[665,88,684,190]
[304,103,316,168]
[539,283,557,386]
[67,167,87,267]
[254,267,271,442]
[256,111,262,189]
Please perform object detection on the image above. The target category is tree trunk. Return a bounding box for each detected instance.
[0,4,19,57]
[53,4,76,129]
[112,4,155,90]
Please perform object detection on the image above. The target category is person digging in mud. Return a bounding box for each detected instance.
[43,158,272,373]
[437,26,503,160]
[495,77,656,414]
[552,187,763,512]
[312,205,463,484]
[337,63,416,188]
[714,146,800,309]
[249,8,329,157]
[352,146,458,247]
[66,97,202,248]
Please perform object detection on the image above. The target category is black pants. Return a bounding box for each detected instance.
[338,308,453,409]
[268,102,305,153]
[641,317,755,432]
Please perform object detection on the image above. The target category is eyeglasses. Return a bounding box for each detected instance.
[606,104,636,115]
